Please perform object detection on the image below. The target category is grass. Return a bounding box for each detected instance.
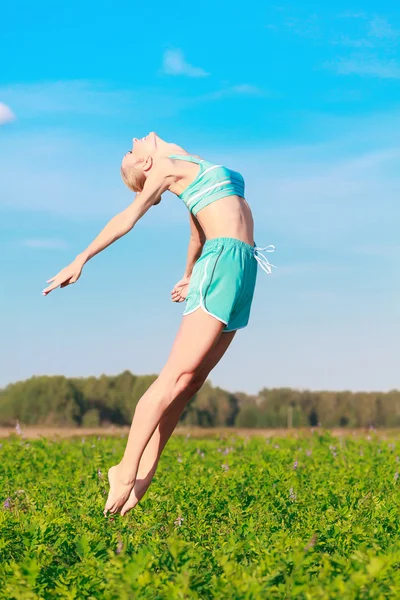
[1,430,400,598]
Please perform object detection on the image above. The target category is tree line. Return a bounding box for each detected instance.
[0,371,399,428]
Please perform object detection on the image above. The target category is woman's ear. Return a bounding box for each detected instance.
[142,154,153,173]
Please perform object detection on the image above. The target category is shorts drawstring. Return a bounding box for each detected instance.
[253,245,276,275]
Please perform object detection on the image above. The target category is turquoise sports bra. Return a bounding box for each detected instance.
[169,154,245,216]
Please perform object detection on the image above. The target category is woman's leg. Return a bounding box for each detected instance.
[104,309,233,514]
[119,328,236,515]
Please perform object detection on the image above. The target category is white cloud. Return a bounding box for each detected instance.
[200,84,267,102]
[22,239,68,249]
[332,15,399,49]
[231,84,263,95]
[0,102,15,125]
[0,81,134,118]
[339,11,367,19]
[284,14,321,39]
[368,16,398,40]
[0,79,267,127]
[272,9,400,76]
[331,57,400,78]
[162,49,209,78]
[331,36,374,48]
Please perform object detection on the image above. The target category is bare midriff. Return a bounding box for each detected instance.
[195,195,255,246]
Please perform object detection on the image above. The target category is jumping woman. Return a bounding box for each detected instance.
[42,132,275,516]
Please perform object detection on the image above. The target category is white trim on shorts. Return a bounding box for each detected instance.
[182,256,228,325]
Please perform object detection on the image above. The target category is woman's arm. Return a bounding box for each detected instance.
[183,213,206,278]
[42,159,174,296]
[170,213,206,303]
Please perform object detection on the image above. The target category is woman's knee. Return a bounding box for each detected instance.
[174,371,206,397]
[141,371,204,414]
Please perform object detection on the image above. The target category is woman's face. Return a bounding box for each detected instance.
[122,131,160,170]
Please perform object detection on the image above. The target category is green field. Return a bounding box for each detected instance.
[1,431,400,599]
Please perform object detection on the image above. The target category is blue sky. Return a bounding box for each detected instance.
[1,0,399,394]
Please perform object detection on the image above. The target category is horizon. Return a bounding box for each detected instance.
[1,1,399,394]
[1,369,398,396]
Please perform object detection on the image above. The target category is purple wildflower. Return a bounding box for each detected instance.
[97,469,103,479]
[304,534,317,551]
[394,472,399,481]
[306,449,312,457]
[116,540,123,555]
[293,461,299,470]
[3,497,11,510]
[174,516,184,527]
[15,421,22,436]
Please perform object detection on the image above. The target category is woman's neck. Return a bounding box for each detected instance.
[156,141,189,158]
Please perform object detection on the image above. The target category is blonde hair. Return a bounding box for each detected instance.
[120,160,162,205]
[120,163,146,193]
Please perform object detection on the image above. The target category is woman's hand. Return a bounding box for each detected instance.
[171,276,191,303]
[42,257,85,296]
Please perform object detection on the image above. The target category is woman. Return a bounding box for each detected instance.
[42,132,275,516]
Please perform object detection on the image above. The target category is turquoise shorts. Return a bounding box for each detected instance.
[183,237,259,332]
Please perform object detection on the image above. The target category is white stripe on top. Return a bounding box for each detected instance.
[199,164,223,178]
[180,165,222,199]
[187,179,237,208]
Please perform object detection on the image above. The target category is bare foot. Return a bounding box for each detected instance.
[103,465,135,516]
[120,469,155,516]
